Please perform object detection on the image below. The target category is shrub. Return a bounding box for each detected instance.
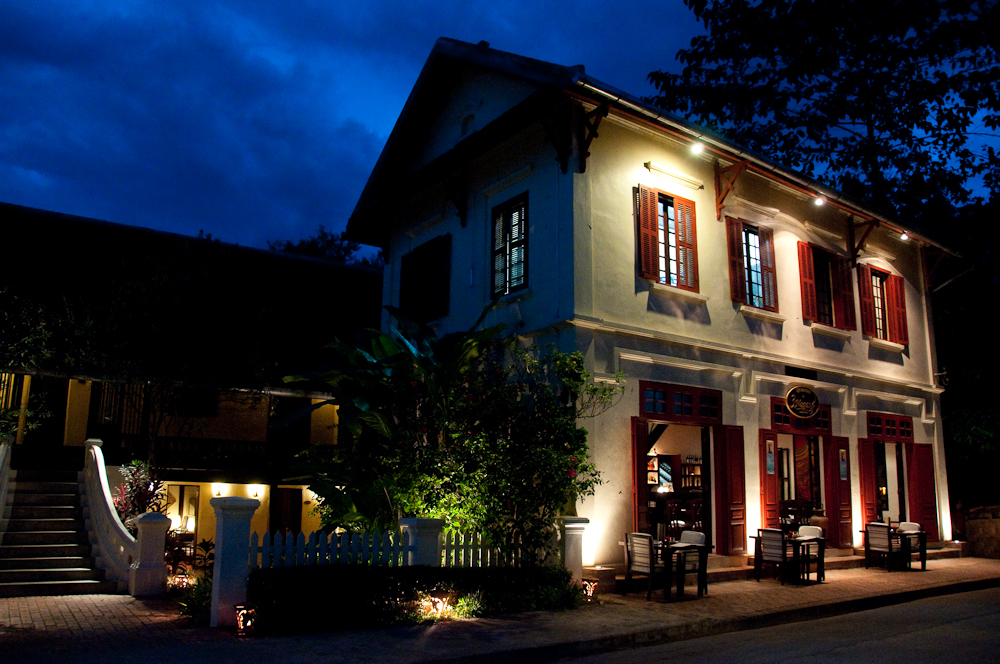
[112,459,166,534]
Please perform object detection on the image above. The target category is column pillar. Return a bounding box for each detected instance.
[398,518,445,567]
[558,516,589,585]
[209,497,259,628]
[129,512,171,596]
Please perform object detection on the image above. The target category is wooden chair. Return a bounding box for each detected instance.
[688,498,704,533]
[797,525,824,582]
[754,528,791,584]
[623,532,665,600]
[664,499,688,541]
[675,530,708,596]
[897,521,922,569]
[864,522,898,571]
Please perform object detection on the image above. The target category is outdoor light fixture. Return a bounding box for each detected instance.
[900,232,909,241]
[582,578,598,602]
[248,484,265,499]
[211,483,225,497]
[645,161,705,190]
[690,142,704,155]
[813,196,825,206]
[235,605,257,636]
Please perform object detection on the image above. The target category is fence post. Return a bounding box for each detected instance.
[209,497,260,628]
[398,517,445,566]
[557,517,589,585]
[128,512,170,596]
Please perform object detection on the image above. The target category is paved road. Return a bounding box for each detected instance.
[570,587,1000,664]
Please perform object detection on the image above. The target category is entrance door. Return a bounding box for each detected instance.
[823,436,853,548]
[713,425,746,554]
[759,430,780,530]
[906,444,940,541]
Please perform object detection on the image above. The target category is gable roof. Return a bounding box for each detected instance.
[348,37,954,256]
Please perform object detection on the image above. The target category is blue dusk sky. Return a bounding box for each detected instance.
[0,1,702,249]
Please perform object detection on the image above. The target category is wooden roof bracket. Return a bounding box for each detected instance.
[715,160,748,220]
[848,217,880,267]
[541,105,573,175]
[577,102,610,174]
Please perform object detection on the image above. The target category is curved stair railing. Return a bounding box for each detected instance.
[81,438,136,590]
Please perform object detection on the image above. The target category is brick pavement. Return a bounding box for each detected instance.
[1,557,998,664]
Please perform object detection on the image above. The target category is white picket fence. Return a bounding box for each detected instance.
[249,529,412,570]
[440,530,499,567]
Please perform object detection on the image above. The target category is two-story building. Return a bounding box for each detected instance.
[348,38,955,567]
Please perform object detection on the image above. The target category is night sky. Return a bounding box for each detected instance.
[0,1,702,249]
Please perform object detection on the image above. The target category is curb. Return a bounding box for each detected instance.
[428,576,1000,664]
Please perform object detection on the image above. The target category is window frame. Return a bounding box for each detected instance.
[769,396,832,435]
[726,217,778,312]
[797,242,857,331]
[866,411,914,444]
[639,380,722,426]
[636,185,699,292]
[858,264,909,345]
[490,192,529,298]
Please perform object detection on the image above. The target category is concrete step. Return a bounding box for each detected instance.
[0,579,120,598]
[0,543,93,559]
[11,492,80,506]
[10,505,81,519]
[0,556,95,570]
[11,481,79,494]
[1,530,89,546]
[12,470,79,483]
[5,518,82,532]
[0,567,106,584]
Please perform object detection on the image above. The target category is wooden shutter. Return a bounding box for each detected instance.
[759,430,780,530]
[906,443,940,541]
[798,242,817,322]
[857,264,877,337]
[824,436,853,549]
[674,195,699,291]
[637,185,659,281]
[725,217,746,304]
[632,417,650,534]
[831,256,857,331]
[887,275,909,345]
[857,438,877,528]
[723,425,747,554]
[759,226,778,312]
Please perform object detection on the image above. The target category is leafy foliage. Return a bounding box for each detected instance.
[269,224,384,268]
[649,0,999,219]
[112,459,167,534]
[175,539,216,625]
[289,313,623,563]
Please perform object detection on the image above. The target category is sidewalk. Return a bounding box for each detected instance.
[2,557,999,664]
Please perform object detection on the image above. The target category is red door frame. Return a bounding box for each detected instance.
[823,436,853,548]
[759,430,780,530]
[906,443,941,541]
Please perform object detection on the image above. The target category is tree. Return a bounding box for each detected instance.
[269,224,384,268]
[289,312,624,563]
[648,0,1000,222]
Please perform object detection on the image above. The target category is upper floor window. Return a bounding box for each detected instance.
[640,381,722,425]
[797,242,856,331]
[858,265,909,345]
[867,412,913,442]
[726,217,777,312]
[770,396,831,434]
[400,233,452,322]
[491,193,528,297]
[636,185,698,292]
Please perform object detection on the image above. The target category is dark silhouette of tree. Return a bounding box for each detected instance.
[648,0,999,223]
[269,225,383,268]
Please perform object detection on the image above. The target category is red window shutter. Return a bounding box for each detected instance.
[857,438,877,528]
[798,241,817,321]
[857,264,877,337]
[725,217,746,304]
[831,256,857,331]
[674,195,699,291]
[758,225,779,312]
[637,185,659,281]
[887,275,909,345]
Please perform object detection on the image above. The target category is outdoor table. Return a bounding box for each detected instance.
[789,535,825,583]
[894,529,927,571]
[657,541,709,600]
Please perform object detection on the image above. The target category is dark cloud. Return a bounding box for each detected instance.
[0,1,699,247]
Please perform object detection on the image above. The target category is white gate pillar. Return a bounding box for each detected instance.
[129,512,170,596]
[209,497,259,628]
[398,518,445,566]
[558,516,589,585]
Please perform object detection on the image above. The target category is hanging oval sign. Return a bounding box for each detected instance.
[785,385,820,419]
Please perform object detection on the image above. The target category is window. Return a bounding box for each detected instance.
[399,233,452,322]
[491,193,528,297]
[640,381,722,425]
[636,185,698,291]
[797,242,856,330]
[858,265,908,345]
[770,397,832,434]
[867,412,914,443]
[726,217,777,312]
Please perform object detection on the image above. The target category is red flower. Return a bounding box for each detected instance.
[567,468,577,478]
[410,380,418,388]
[572,456,578,463]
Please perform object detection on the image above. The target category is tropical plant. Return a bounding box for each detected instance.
[112,459,166,533]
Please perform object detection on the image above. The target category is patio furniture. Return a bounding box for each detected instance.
[753,528,792,584]
[688,498,704,533]
[663,530,709,599]
[795,525,825,582]
[623,532,665,600]
[897,521,927,571]
[864,522,899,571]
[663,499,689,542]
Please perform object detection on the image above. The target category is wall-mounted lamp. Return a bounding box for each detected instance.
[813,196,825,207]
[211,483,225,497]
[248,484,265,499]
[899,232,909,241]
[690,142,704,155]
[645,161,705,190]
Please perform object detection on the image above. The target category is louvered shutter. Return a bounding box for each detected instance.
[887,274,909,345]
[759,225,778,312]
[857,264,876,337]
[798,242,817,321]
[674,195,699,291]
[831,256,857,331]
[725,217,746,304]
[638,185,659,281]
[492,207,506,297]
[508,199,527,292]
